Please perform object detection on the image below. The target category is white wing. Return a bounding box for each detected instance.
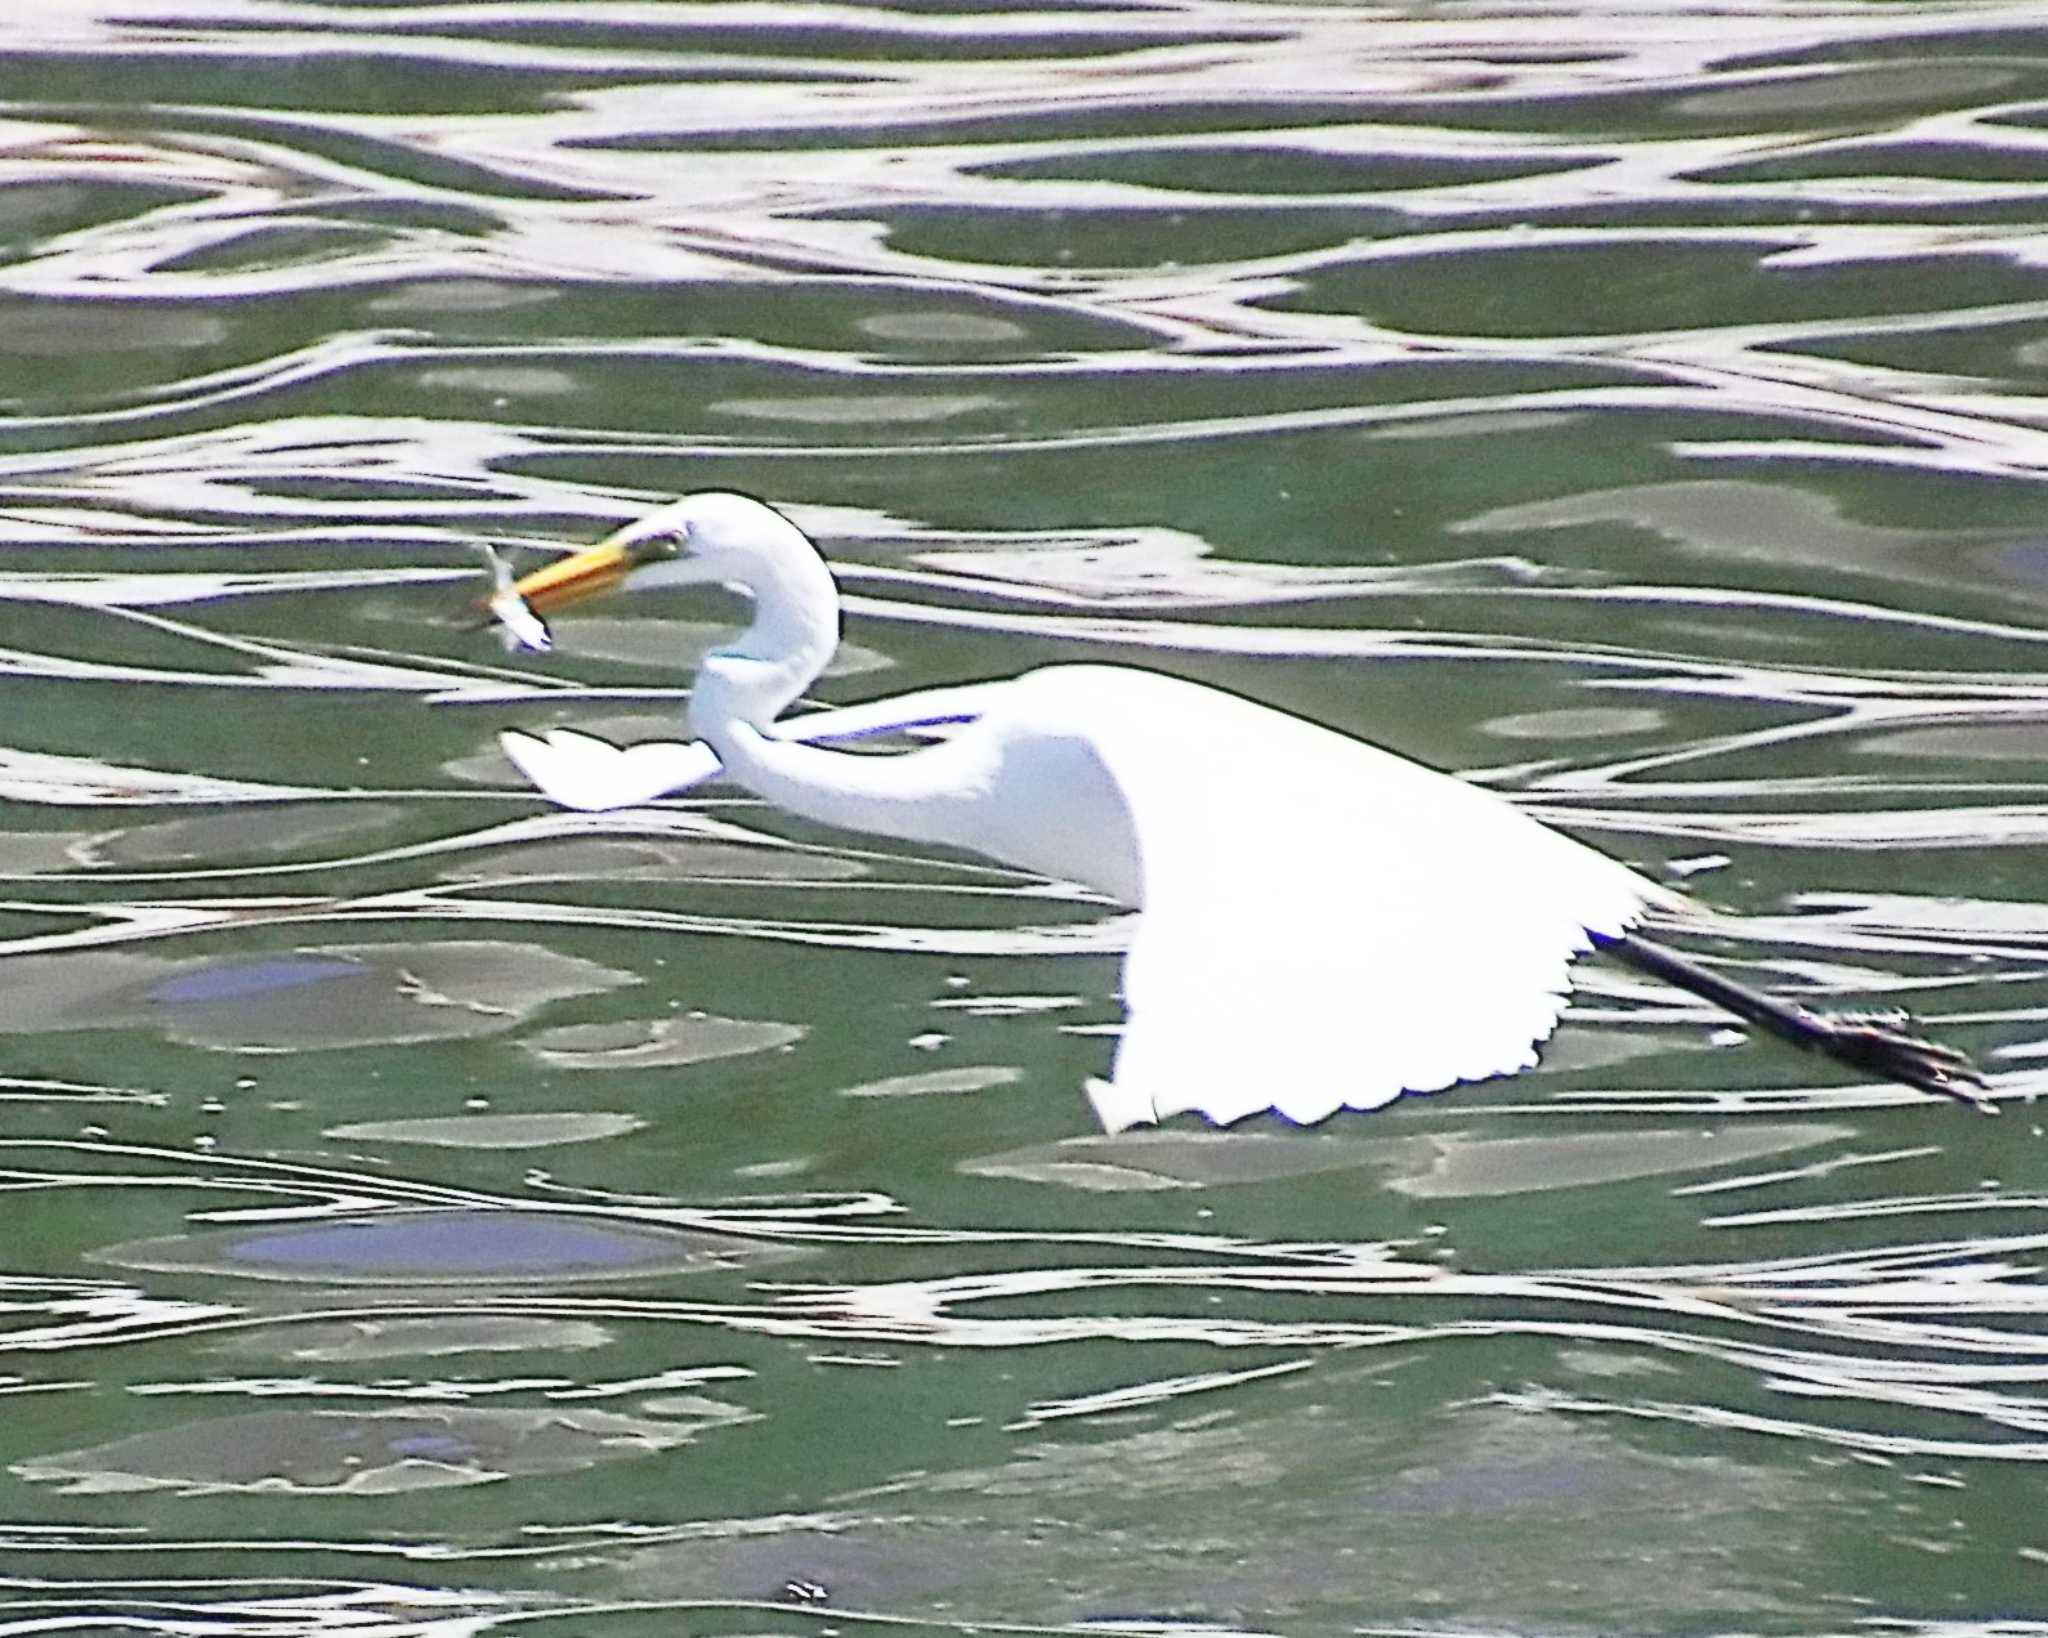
[499,685,997,812]
[779,684,992,745]
[1004,668,1654,1131]
[500,729,721,811]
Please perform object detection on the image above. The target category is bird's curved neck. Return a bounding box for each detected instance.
[683,545,990,854]
[685,548,839,744]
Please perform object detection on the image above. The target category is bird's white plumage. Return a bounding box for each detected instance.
[500,729,720,811]
[495,492,1657,1130]
[496,686,1002,813]
[981,666,1648,1127]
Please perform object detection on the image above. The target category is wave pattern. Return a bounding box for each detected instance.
[5,2,2048,1634]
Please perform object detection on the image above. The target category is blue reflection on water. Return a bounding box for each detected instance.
[146,955,365,1006]
[229,1213,674,1273]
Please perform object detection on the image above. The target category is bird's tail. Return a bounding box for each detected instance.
[1597,931,1995,1114]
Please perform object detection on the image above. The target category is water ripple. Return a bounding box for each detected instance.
[5,2,2048,1631]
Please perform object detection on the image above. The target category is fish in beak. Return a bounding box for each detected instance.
[476,522,645,653]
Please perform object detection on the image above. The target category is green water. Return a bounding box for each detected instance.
[3,4,2048,1634]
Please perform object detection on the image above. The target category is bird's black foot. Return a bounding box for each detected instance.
[1599,932,1996,1114]
[1802,1008,1996,1115]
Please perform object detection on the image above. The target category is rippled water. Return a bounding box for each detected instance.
[6,3,2048,1634]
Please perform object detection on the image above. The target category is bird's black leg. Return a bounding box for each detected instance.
[1594,931,1996,1115]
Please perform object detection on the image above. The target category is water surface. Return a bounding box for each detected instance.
[4,3,2048,1635]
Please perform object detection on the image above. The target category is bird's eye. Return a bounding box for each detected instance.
[628,531,685,565]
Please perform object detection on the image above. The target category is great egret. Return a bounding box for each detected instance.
[485,491,1991,1128]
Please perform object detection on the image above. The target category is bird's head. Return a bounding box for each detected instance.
[506,491,786,618]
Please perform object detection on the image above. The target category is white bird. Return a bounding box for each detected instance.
[486,491,1990,1129]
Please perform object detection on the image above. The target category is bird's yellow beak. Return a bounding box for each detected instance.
[506,526,640,615]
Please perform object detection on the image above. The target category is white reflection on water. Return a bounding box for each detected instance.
[19,1401,755,1497]
[7,0,2048,1629]
[0,1127,2045,1471]
[321,1112,645,1149]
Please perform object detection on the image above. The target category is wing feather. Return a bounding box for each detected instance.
[1009,668,1652,1130]
[499,685,997,813]
[500,730,721,811]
